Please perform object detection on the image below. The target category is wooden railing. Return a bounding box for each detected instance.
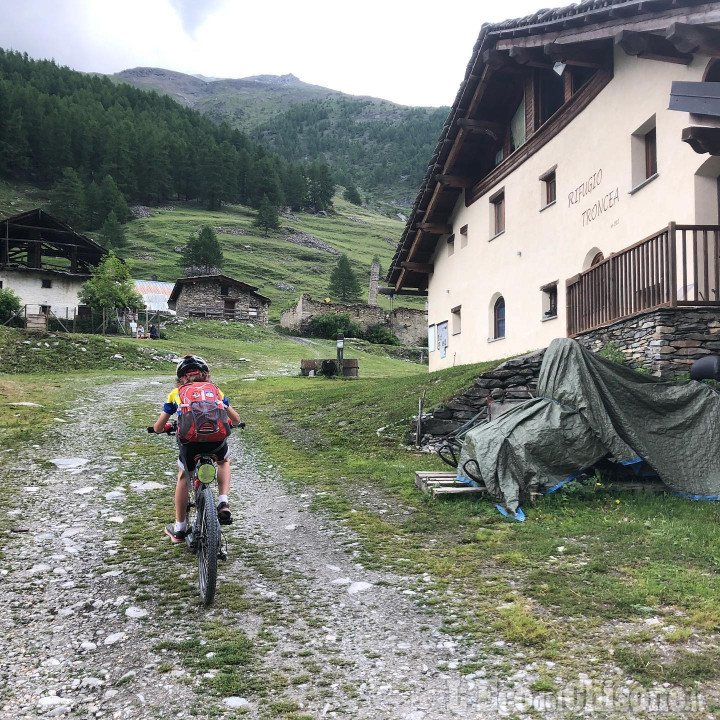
[566,223,720,336]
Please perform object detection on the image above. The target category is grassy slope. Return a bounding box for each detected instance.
[225,367,720,691]
[0,319,423,379]
[3,314,720,696]
[0,178,419,323]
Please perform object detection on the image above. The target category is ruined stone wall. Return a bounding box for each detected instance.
[576,307,720,377]
[280,294,427,346]
[389,307,427,347]
[176,278,269,325]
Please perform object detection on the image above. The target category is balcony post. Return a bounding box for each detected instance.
[669,222,678,307]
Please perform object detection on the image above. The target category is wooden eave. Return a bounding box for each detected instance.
[682,126,720,155]
[387,0,716,292]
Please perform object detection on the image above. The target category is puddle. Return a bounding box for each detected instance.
[50,458,89,470]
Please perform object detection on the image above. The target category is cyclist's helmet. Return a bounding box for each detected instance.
[176,354,209,379]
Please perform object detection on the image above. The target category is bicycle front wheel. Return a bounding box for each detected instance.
[197,486,219,606]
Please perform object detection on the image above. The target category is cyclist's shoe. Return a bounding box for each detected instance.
[217,502,232,525]
[164,524,186,543]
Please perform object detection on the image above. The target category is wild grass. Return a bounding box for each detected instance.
[224,363,720,686]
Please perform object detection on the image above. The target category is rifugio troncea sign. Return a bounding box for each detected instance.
[567,168,620,227]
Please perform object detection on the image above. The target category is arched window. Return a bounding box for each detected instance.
[703,59,720,83]
[591,252,605,266]
[494,296,505,339]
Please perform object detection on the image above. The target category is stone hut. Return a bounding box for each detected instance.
[168,274,270,325]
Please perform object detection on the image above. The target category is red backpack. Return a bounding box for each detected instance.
[176,382,231,444]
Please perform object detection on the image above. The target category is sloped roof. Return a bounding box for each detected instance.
[387,0,716,290]
[169,274,271,304]
[1,208,107,275]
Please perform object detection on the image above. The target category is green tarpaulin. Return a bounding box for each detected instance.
[458,338,720,512]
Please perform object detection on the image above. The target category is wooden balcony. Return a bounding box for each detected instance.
[566,223,720,336]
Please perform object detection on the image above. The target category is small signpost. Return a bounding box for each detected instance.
[336,333,344,374]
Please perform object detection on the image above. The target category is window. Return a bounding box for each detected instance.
[447,234,455,257]
[490,188,505,238]
[631,116,658,191]
[451,305,461,335]
[541,282,558,319]
[41,279,52,289]
[591,252,605,267]
[645,128,657,179]
[40,304,50,315]
[536,69,565,127]
[428,324,437,352]
[248,307,259,318]
[220,285,229,296]
[509,97,526,152]
[0,280,3,288]
[539,166,557,209]
[493,296,505,339]
[460,224,468,249]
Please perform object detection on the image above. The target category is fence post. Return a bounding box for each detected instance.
[669,222,677,307]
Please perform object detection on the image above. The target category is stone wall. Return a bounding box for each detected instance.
[576,307,720,377]
[281,294,427,346]
[419,306,720,444]
[176,278,270,325]
[420,350,545,440]
[389,307,427,346]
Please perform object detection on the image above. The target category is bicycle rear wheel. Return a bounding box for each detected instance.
[197,486,219,606]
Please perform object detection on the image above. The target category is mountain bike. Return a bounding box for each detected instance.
[147,420,244,606]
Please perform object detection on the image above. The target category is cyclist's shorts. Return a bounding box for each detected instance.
[177,439,229,474]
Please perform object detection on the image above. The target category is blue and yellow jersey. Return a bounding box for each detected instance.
[164,385,230,415]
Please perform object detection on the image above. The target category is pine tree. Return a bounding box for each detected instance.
[253,194,280,237]
[84,180,104,229]
[181,225,223,274]
[100,210,127,249]
[307,161,335,211]
[343,183,362,206]
[99,174,129,223]
[328,254,361,302]
[48,167,86,228]
[282,163,307,211]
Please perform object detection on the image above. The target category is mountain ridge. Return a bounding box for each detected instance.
[110,67,449,204]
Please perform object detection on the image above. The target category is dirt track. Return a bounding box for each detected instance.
[0,377,493,720]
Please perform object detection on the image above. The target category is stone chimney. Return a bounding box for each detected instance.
[368,260,380,306]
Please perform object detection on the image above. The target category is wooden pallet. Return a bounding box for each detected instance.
[415,470,486,498]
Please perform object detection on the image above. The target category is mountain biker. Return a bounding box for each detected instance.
[151,355,241,543]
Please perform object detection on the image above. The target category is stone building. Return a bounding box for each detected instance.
[280,293,427,346]
[387,1,720,371]
[168,274,270,325]
[0,208,107,325]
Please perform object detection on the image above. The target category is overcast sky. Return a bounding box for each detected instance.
[0,0,564,107]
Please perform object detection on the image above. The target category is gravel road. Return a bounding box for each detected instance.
[0,378,495,720]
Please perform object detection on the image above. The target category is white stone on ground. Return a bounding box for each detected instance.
[103,632,125,646]
[50,458,89,469]
[223,697,249,709]
[125,606,148,619]
[347,581,373,595]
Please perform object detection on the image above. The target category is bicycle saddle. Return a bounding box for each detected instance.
[690,355,720,381]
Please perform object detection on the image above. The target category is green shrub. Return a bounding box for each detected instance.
[309,313,361,339]
[599,341,626,364]
[0,287,22,323]
[364,324,399,345]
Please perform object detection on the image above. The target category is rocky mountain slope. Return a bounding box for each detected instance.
[110,68,448,205]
